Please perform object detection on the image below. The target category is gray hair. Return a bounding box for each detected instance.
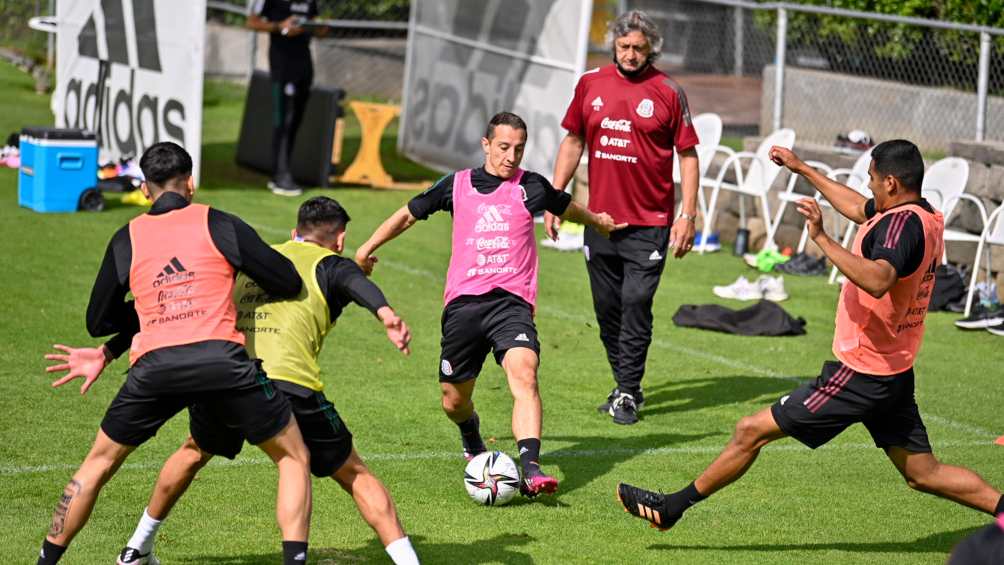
[608,10,663,61]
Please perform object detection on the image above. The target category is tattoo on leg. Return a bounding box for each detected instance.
[48,479,81,537]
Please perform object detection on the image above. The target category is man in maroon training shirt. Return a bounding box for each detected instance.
[546,10,701,425]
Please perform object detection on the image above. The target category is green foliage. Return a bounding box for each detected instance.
[0,0,50,62]
[755,0,1004,90]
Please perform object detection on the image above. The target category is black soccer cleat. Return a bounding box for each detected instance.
[617,483,679,531]
[608,392,640,425]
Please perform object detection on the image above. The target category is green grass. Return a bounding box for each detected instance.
[2,58,1002,564]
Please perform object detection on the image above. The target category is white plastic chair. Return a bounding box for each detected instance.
[764,159,837,253]
[922,157,981,266]
[963,203,1004,316]
[700,128,796,254]
[673,112,725,223]
[824,148,875,283]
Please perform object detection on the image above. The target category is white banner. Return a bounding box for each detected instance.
[53,0,206,182]
[400,0,593,176]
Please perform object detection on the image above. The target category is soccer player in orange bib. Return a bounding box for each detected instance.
[617,140,1003,532]
[35,142,312,565]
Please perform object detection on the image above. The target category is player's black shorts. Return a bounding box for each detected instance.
[192,381,354,478]
[101,341,291,448]
[439,289,540,383]
[771,360,931,452]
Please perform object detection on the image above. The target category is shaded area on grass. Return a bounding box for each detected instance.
[641,375,801,418]
[179,532,536,564]
[650,526,982,555]
[541,432,723,498]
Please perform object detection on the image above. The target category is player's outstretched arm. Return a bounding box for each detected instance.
[560,202,628,238]
[770,146,868,224]
[355,206,418,275]
[544,133,586,240]
[45,344,113,395]
[797,198,896,297]
[376,306,411,356]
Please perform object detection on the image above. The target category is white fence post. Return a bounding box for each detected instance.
[247,0,257,79]
[773,7,787,132]
[976,31,990,142]
[734,5,744,77]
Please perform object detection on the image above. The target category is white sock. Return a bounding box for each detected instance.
[126,508,162,554]
[385,536,420,565]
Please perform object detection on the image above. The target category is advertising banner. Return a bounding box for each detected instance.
[53,0,206,181]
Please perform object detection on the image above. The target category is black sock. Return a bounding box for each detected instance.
[282,541,308,564]
[995,494,1004,515]
[457,412,485,451]
[665,482,707,517]
[517,438,542,475]
[37,540,66,565]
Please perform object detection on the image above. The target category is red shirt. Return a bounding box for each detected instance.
[562,64,699,226]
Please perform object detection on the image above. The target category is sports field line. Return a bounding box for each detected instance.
[2,440,996,477]
[254,221,1000,441]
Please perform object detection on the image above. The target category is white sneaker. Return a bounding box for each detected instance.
[540,231,584,251]
[713,276,763,300]
[758,275,788,302]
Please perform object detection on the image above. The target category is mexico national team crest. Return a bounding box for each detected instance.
[636,98,654,118]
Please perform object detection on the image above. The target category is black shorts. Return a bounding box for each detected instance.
[101,341,291,448]
[439,290,540,383]
[771,360,931,452]
[192,381,354,478]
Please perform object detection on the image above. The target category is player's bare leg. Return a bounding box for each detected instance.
[117,436,212,564]
[618,407,785,529]
[441,379,485,460]
[886,448,1002,514]
[255,417,312,543]
[502,347,557,496]
[38,429,135,564]
[333,450,402,540]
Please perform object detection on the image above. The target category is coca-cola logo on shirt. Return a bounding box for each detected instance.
[600,117,632,132]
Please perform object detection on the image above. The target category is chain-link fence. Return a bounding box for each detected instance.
[206,0,408,101]
[624,0,1004,153]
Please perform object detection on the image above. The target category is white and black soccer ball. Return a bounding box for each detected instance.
[463,451,520,506]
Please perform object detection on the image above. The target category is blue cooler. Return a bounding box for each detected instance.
[18,127,98,213]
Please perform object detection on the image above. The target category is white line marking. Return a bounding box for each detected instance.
[2,440,995,477]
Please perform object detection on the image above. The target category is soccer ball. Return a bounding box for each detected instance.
[463,451,521,506]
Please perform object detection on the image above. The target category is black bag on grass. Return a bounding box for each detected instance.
[930,264,967,312]
[672,300,807,336]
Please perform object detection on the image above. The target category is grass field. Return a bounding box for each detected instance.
[2,59,1002,564]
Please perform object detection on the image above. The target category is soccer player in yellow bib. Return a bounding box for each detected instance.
[46,197,419,565]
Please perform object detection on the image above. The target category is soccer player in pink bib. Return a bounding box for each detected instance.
[356,112,626,497]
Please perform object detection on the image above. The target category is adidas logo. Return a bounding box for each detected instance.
[519,446,529,455]
[591,96,604,110]
[474,205,509,233]
[77,0,162,71]
[294,551,307,561]
[152,257,194,287]
[515,333,529,342]
[649,250,663,261]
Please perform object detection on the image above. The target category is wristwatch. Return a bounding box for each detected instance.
[677,212,697,222]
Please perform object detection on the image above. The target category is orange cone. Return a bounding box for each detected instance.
[996,436,1004,446]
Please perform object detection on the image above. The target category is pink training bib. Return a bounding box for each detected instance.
[443,168,538,309]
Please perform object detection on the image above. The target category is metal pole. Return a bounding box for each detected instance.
[976,31,991,142]
[247,0,257,80]
[772,7,787,132]
[733,6,744,76]
[47,0,55,71]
